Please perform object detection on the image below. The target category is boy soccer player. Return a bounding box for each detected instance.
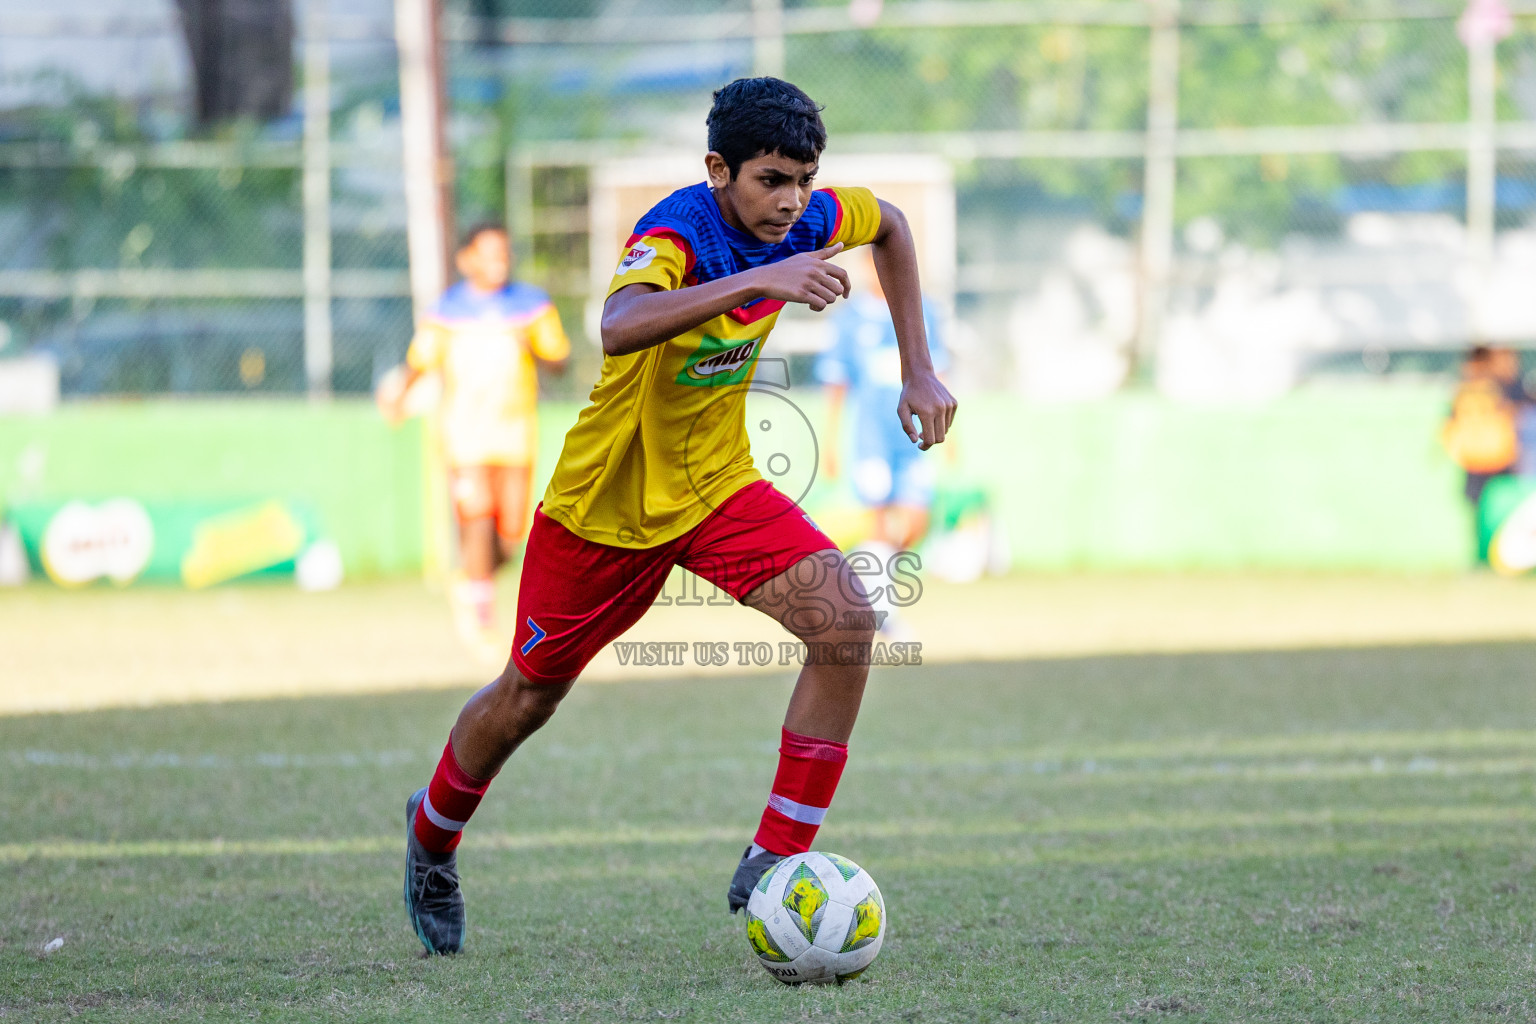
[403,77,956,955]
[378,224,570,656]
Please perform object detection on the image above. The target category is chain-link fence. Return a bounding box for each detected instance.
[2,0,1535,399]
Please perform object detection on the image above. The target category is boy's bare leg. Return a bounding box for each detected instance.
[491,465,533,574]
[458,517,500,580]
[405,665,573,954]
[727,549,876,910]
[742,548,877,742]
[449,668,575,780]
[886,503,930,554]
[452,515,506,660]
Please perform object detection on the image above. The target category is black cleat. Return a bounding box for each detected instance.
[727,845,784,914]
[404,787,465,955]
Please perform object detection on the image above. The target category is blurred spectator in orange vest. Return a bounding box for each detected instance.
[1443,345,1520,562]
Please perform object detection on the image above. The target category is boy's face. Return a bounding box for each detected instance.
[457,230,512,291]
[706,151,820,244]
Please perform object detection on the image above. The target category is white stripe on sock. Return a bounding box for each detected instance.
[421,792,467,832]
[767,793,828,825]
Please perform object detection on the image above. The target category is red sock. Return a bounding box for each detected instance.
[413,736,494,854]
[753,727,849,856]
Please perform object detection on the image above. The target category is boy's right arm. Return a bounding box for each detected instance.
[600,243,851,357]
[378,320,443,424]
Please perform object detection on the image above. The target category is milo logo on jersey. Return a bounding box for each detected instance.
[676,334,762,387]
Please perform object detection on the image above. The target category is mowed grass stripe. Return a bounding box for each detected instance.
[871,755,1536,786]
[13,749,1536,793]
[13,727,1536,774]
[9,803,1532,863]
[866,727,1536,768]
[878,831,1536,874]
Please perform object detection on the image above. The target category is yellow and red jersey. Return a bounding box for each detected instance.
[541,183,882,548]
[407,281,569,468]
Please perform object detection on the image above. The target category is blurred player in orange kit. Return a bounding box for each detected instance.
[377,222,569,656]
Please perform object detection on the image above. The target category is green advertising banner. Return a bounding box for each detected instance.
[1482,477,1536,576]
[0,389,1485,579]
[0,401,423,581]
[6,498,334,588]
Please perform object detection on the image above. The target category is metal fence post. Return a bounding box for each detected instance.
[1134,0,1179,380]
[302,0,333,398]
[1460,0,1512,339]
[396,0,454,320]
[395,0,455,583]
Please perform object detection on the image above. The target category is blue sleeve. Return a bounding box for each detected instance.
[787,191,841,254]
[503,282,553,315]
[429,281,462,319]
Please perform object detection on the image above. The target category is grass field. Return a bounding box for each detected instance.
[5,579,1536,1021]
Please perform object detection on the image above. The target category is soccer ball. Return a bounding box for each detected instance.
[743,851,886,985]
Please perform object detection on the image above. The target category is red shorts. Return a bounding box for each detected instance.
[510,479,836,684]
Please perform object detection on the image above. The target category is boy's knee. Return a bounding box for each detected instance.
[781,595,865,643]
[813,597,880,650]
[492,670,571,731]
[834,597,877,645]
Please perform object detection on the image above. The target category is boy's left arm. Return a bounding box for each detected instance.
[870,199,957,450]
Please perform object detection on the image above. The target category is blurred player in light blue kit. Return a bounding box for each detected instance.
[818,248,949,557]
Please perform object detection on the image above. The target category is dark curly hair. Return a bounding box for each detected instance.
[706,77,827,179]
[458,220,507,250]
